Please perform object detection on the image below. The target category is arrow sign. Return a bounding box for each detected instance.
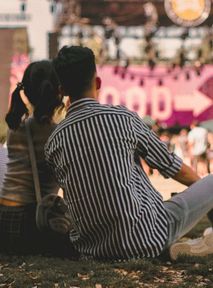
[174,90,213,117]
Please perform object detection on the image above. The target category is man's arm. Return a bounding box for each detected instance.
[132,114,200,183]
[172,162,201,187]
[132,115,183,178]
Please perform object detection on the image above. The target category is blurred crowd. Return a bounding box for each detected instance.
[144,120,213,177]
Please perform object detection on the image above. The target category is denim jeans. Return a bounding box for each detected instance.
[164,174,213,248]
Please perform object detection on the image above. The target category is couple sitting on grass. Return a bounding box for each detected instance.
[0,46,212,261]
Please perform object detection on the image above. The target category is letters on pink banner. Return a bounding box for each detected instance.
[98,65,213,126]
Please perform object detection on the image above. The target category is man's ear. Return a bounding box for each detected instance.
[96,77,102,90]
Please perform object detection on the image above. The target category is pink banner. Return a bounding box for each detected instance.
[9,53,30,106]
[98,65,213,126]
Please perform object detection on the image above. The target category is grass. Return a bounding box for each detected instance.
[0,217,212,288]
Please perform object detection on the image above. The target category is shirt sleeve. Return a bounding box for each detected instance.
[44,137,66,188]
[44,140,59,182]
[132,114,182,178]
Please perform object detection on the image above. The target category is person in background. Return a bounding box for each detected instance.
[46,46,213,261]
[159,130,172,151]
[0,60,76,257]
[172,128,190,165]
[188,121,210,175]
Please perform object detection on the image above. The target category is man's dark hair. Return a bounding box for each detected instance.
[53,46,96,101]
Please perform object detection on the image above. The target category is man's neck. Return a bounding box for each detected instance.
[83,89,97,100]
[70,90,97,103]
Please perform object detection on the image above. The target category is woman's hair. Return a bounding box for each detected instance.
[5,60,62,130]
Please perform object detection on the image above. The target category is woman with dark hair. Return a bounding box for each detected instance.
[0,61,75,257]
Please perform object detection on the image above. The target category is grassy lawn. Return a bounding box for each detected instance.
[0,218,212,288]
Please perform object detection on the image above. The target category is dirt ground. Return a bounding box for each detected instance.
[150,175,187,200]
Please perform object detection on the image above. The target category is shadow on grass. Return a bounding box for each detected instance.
[0,217,212,288]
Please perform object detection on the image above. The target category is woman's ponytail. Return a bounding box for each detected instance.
[5,83,28,130]
[33,80,61,123]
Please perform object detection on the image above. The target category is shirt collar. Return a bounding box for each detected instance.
[66,98,98,116]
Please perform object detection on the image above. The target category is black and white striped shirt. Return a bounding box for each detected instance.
[45,98,182,259]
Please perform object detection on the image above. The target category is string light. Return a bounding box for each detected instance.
[113,65,119,75]
[121,71,126,79]
[20,0,27,12]
[130,74,135,80]
[185,71,190,81]
[112,63,203,84]
[148,59,156,71]
[158,79,163,86]
[139,79,144,86]
[50,1,56,14]
[195,69,201,76]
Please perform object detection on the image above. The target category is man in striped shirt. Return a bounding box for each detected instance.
[45,46,213,260]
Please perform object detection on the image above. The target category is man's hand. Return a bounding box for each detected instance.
[172,162,201,187]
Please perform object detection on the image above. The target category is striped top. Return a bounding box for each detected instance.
[45,98,182,259]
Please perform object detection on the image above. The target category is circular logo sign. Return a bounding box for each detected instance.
[164,0,211,26]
